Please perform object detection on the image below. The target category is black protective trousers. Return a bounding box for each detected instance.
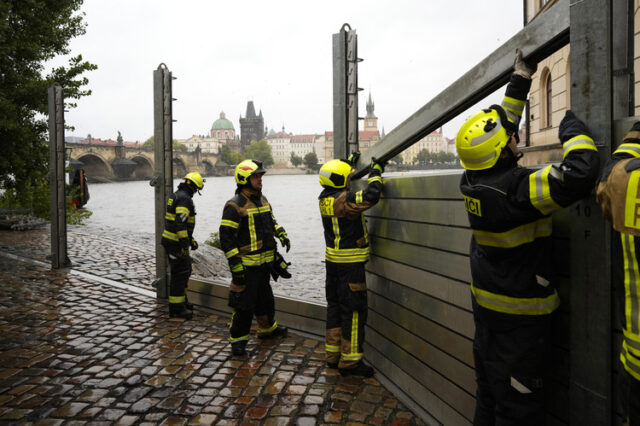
[473,315,552,426]
[229,264,275,339]
[325,261,368,368]
[168,250,191,302]
[619,368,640,425]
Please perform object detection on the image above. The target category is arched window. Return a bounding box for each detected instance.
[217,131,221,138]
[545,73,552,128]
[540,68,552,129]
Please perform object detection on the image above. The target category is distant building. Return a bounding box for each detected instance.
[290,134,316,161]
[182,135,220,154]
[239,101,265,152]
[266,127,293,167]
[314,134,326,164]
[403,128,446,164]
[210,111,236,141]
[364,92,378,132]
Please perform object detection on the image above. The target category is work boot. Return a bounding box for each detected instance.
[258,325,288,339]
[327,361,338,369]
[231,340,247,356]
[339,361,374,378]
[169,303,193,320]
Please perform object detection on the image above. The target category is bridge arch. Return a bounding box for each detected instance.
[76,153,113,181]
[173,158,187,178]
[130,155,154,179]
[202,160,215,176]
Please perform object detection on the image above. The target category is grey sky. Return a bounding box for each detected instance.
[58,1,523,143]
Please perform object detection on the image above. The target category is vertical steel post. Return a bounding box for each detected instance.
[48,84,70,269]
[569,1,613,424]
[332,24,360,160]
[151,64,174,299]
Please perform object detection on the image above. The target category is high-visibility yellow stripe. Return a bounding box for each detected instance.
[340,311,363,362]
[624,329,640,357]
[355,190,363,204]
[625,172,640,231]
[529,165,562,215]
[162,230,179,241]
[169,296,185,304]
[229,334,250,343]
[221,219,239,229]
[614,143,640,158]
[325,344,339,353]
[472,217,552,248]
[176,206,190,215]
[562,135,597,159]
[187,216,195,224]
[248,213,257,251]
[241,250,275,266]
[325,247,369,263]
[361,214,369,245]
[471,284,560,315]
[622,234,640,336]
[165,213,176,221]
[245,206,272,214]
[176,230,188,239]
[621,341,640,381]
[225,248,239,259]
[331,217,340,250]
[258,321,277,334]
[367,176,382,184]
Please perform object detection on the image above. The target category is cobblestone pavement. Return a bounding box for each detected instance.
[0,255,424,425]
[0,226,325,304]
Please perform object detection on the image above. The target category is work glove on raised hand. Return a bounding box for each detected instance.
[622,121,640,144]
[275,227,290,252]
[230,261,246,285]
[370,158,385,175]
[558,110,592,143]
[513,48,537,79]
[190,239,199,250]
[346,151,361,166]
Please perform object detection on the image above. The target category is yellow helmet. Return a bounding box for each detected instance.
[183,172,204,190]
[319,159,353,188]
[235,159,266,185]
[455,105,515,171]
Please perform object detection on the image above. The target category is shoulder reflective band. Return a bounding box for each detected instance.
[471,284,560,315]
[622,234,640,335]
[325,246,369,263]
[562,135,597,159]
[615,143,640,158]
[529,165,562,215]
[472,217,552,248]
[221,219,239,229]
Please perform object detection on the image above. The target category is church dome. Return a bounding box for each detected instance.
[211,112,235,130]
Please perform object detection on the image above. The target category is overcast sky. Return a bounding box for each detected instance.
[57,1,524,142]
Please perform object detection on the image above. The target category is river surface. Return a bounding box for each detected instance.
[86,174,327,293]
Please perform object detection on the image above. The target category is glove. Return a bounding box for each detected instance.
[181,246,190,258]
[230,261,245,285]
[513,48,537,79]
[190,239,198,250]
[275,227,290,252]
[370,158,385,174]
[346,151,361,166]
[622,121,640,143]
[558,110,592,143]
[270,252,292,281]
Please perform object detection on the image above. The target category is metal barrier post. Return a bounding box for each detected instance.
[151,64,174,299]
[333,24,361,159]
[48,84,70,269]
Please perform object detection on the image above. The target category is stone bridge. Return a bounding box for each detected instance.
[67,143,220,181]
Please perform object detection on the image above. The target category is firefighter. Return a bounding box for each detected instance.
[318,153,384,377]
[220,159,290,356]
[456,50,600,425]
[596,121,640,425]
[161,172,204,320]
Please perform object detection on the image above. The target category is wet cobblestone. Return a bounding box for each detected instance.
[0,254,424,425]
[0,225,325,304]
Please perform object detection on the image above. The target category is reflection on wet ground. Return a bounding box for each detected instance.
[0,254,424,424]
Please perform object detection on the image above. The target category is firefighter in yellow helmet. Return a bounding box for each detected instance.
[161,172,205,319]
[219,159,290,356]
[596,122,640,425]
[456,49,600,425]
[318,153,384,377]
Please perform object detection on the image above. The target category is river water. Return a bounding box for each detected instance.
[86,174,328,297]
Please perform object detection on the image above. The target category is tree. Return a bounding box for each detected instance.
[391,153,403,164]
[244,140,273,167]
[415,149,432,165]
[290,152,303,167]
[303,152,319,171]
[0,1,97,217]
[220,144,244,165]
[142,136,187,152]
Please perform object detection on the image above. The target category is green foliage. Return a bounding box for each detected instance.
[142,136,186,152]
[290,152,303,167]
[66,203,92,225]
[205,232,221,249]
[414,150,456,165]
[303,152,319,171]
[220,144,244,165]
[391,153,403,164]
[0,0,97,218]
[245,140,273,167]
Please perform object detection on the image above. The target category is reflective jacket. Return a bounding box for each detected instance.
[319,170,382,264]
[219,187,281,267]
[161,183,195,250]
[599,136,640,381]
[460,75,600,324]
